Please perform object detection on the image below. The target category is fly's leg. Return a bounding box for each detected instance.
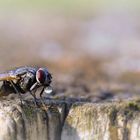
[40,87,55,117]
[10,81,23,105]
[40,87,50,111]
[29,82,39,107]
[29,90,39,107]
[40,87,44,99]
[40,87,46,108]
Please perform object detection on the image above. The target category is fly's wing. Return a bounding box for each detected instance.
[0,72,19,81]
[0,66,38,81]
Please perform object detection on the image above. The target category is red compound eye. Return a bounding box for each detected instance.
[37,69,46,84]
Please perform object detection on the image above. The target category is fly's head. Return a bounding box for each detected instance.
[36,68,52,87]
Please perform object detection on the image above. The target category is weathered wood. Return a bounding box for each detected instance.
[0,98,140,140]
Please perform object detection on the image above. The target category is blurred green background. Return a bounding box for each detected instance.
[0,0,140,83]
[0,0,140,12]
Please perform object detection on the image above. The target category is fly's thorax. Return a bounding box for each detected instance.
[18,72,36,92]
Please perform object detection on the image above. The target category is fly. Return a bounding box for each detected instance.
[0,66,52,106]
